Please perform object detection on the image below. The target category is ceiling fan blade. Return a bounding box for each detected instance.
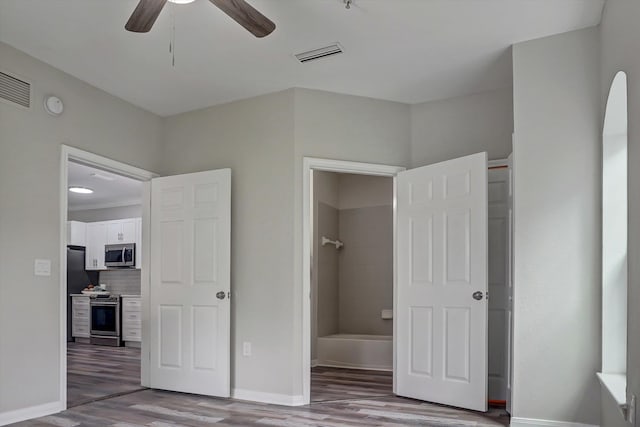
[209,0,276,38]
[125,0,168,33]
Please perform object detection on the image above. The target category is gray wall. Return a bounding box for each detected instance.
[162,90,297,397]
[311,171,339,361]
[600,1,640,424]
[1,38,515,414]
[337,174,393,336]
[511,27,601,425]
[316,202,339,337]
[292,88,413,395]
[410,87,514,167]
[338,205,393,336]
[68,205,142,222]
[0,41,163,414]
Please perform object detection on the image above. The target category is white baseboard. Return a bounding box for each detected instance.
[0,400,64,426]
[231,389,305,407]
[510,417,599,427]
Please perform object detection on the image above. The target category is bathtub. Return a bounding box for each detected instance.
[316,334,392,371]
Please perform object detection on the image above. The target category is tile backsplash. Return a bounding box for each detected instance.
[99,269,141,295]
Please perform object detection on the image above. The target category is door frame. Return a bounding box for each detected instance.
[301,157,405,404]
[58,145,157,409]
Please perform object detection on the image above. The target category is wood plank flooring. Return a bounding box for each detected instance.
[67,342,145,408]
[13,352,509,426]
[311,366,393,402]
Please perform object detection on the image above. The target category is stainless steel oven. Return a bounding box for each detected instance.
[90,296,121,346]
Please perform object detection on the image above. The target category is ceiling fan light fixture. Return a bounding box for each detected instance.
[69,186,94,194]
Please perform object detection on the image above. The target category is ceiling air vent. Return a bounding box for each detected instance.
[295,43,344,63]
[0,71,31,108]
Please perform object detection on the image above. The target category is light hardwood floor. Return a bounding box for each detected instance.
[12,347,509,426]
[67,342,144,408]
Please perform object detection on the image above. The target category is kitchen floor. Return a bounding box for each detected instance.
[67,342,144,407]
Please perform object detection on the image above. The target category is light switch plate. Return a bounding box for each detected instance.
[243,342,252,357]
[34,259,51,276]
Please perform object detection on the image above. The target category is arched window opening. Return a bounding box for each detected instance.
[602,71,628,375]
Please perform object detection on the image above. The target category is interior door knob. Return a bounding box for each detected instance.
[472,291,484,301]
[216,291,226,300]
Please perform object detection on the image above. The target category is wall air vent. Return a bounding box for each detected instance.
[0,71,31,109]
[295,43,344,63]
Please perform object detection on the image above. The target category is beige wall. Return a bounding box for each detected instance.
[600,1,640,424]
[511,27,601,425]
[337,174,393,210]
[411,87,514,167]
[0,41,163,414]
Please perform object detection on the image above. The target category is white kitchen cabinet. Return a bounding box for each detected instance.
[71,296,90,338]
[85,218,142,270]
[86,222,107,270]
[66,221,87,246]
[107,219,137,244]
[122,296,141,342]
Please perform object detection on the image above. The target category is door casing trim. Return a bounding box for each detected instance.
[59,145,157,410]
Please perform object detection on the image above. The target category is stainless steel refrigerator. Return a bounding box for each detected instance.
[66,245,98,341]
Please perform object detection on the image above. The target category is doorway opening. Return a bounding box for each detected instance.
[311,171,394,402]
[60,146,155,409]
[302,156,513,413]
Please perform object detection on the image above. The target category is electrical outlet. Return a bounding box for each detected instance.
[243,342,252,357]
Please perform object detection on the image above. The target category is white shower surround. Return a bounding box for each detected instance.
[316,334,393,371]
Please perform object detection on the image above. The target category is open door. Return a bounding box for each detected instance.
[396,152,488,412]
[149,169,231,396]
[506,153,514,415]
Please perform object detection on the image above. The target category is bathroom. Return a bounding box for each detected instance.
[311,171,394,378]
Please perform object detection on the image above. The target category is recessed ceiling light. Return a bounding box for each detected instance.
[168,0,195,4]
[69,186,94,194]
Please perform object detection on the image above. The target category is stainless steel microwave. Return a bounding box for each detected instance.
[105,243,135,268]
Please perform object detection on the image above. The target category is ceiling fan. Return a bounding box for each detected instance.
[125,0,276,38]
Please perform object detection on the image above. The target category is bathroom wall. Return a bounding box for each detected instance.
[337,174,393,336]
[312,171,339,360]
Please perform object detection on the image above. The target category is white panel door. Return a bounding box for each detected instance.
[487,165,509,401]
[506,154,514,415]
[149,169,231,396]
[396,152,488,412]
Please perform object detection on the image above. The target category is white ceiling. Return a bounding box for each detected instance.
[0,0,604,117]
[67,161,142,211]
